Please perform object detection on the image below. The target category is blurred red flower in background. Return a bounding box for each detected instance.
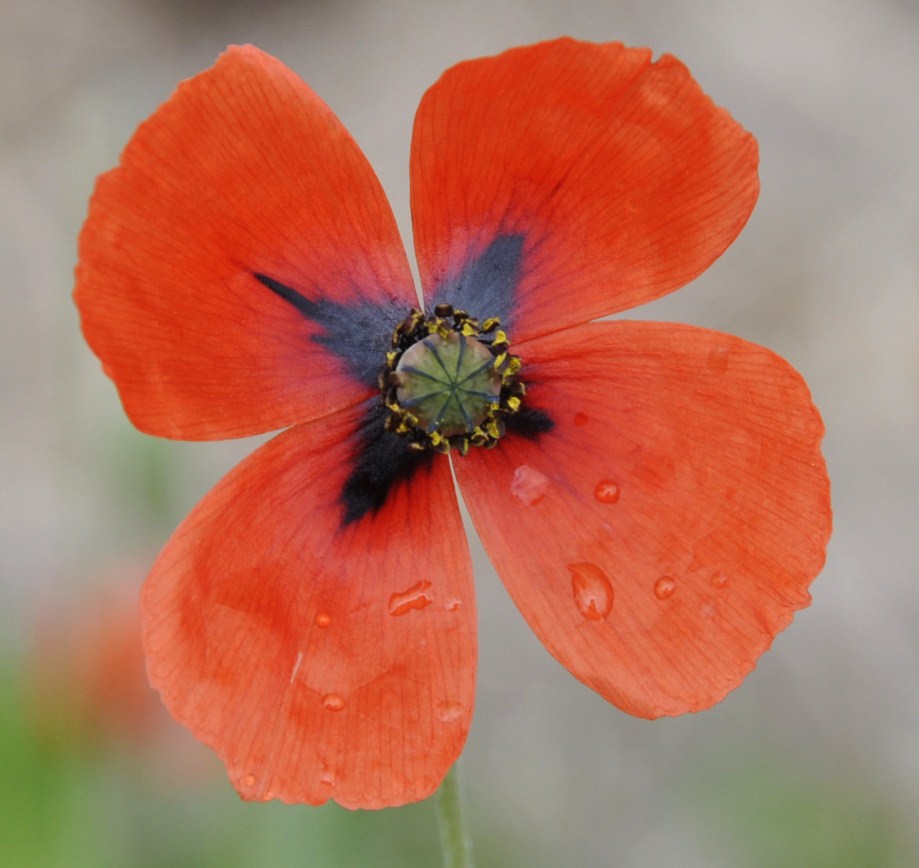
[26,565,214,788]
[74,40,831,808]
[29,580,158,748]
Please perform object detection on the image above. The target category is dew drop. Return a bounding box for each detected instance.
[510,464,550,506]
[568,562,614,621]
[654,576,677,600]
[315,612,331,628]
[436,701,464,723]
[319,770,335,788]
[243,773,256,787]
[573,412,589,428]
[594,479,620,504]
[445,598,462,611]
[322,693,346,712]
[710,571,728,589]
[388,579,433,616]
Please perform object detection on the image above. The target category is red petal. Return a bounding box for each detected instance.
[76,46,413,439]
[411,39,758,339]
[455,321,831,718]
[142,405,475,807]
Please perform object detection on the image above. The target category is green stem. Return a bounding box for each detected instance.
[434,762,474,868]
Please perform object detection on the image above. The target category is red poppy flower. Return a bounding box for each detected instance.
[74,39,831,809]
[28,580,160,748]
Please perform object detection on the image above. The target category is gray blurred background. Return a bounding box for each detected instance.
[2,0,917,866]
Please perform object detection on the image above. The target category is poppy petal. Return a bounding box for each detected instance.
[453,321,831,718]
[75,46,413,440]
[142,404,475,807]
[411,39,758,340]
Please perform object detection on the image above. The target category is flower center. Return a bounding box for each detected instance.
[380,304,525,454]
[395,331,502,437]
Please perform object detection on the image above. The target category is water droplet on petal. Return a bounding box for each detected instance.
[388,579,433,616]
[436,701,464,723]
[319,769,335,788]
[594,479,620,503]
[654,576,677,600]
[710,571,728,589]
[243,773,256,787]
[315,612,331,628]
[445,598,462,611]
[568,562,614,621]
[322,693,346,712]
[574,412,589,428]
[510,464,550,506]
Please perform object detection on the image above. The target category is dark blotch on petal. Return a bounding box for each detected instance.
[434,235,524,329]
[340,400,435,527]
[255,273,403,387]
[506,406,554,438]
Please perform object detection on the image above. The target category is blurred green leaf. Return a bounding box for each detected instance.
[0,666,445,867]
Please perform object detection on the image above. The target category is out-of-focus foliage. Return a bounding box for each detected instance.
[2,663,446,868]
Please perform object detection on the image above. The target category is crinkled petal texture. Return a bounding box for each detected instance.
[75,45,414,439]
[142,404,475,808]
[454,322,831,718]
[411,38,758,339]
